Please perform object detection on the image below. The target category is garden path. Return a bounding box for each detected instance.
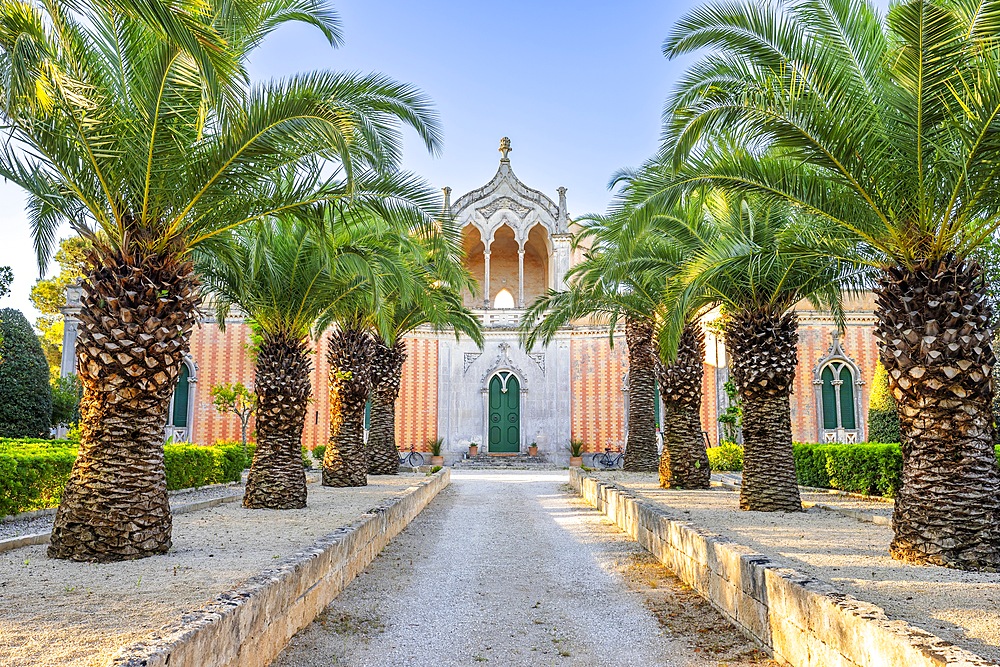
[272,470,770,667]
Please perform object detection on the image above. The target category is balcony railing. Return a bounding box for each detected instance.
[473,308,526,329]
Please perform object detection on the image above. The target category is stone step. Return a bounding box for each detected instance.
[452,454,563,470]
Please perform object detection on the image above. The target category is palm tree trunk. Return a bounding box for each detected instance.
[48,250,199,562]
[875,259,1000,570]
[624,316,658,472]
[368,339,406,475]
[243,333,310,509]
[657,322,710,489]
[725,309,801,512]
[323,327,373,487]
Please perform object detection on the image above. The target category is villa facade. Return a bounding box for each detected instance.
[60,142,884,463]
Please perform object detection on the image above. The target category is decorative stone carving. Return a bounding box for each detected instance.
[463,352,482,373]
[528,353,545,373]
[480,342,530,391]
[478,196,531,220]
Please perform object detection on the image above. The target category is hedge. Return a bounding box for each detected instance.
[794,442,1000,498]
[0,440,251,517]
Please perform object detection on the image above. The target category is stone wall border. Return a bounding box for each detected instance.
[111,469,451,667]
[569,468,997,667]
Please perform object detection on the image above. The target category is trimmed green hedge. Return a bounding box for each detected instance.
[793,442,902,497]
[794,442,1000,498]
[0,440,250,517]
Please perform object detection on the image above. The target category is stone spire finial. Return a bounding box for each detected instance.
[499,137,512,161]
[442,186,452,211]
[557,186,569,233]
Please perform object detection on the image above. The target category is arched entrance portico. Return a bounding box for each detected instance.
[487,371,521,453]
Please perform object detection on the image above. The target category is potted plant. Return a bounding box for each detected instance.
[468,439,479,457]
[568,439,584,467]
[528,442,538,457]
[429,437,445,466]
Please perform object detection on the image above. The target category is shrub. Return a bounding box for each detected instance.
[312,445,326,461]
[50,374,82,427]
[706,441,743,471]
[0,308,52,437]
[0,439,250,517]
[867,361,900,444]
[793,442,905,497]
[0,446,76,516]
[301,446,311,468]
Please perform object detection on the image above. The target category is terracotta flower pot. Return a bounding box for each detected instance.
[431,455,444,466]
[528,445,538,457]
[468,444,479,457]
[570,456,583,467]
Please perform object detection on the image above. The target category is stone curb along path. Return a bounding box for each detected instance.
[569,469,997,667]
[110,469,451,667]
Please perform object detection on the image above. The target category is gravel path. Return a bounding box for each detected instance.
[601,471,1000,663]
[0,474,423,667]
[273,470,773,667]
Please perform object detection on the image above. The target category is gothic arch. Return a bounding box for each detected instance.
[812,334,865,443]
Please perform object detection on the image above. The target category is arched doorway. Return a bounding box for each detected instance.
[488,371,520,453]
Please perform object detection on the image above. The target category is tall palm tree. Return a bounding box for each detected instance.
[322,212,436,487]
[649,193,850,512]
[662,0,1000,569]
[197,210,419,508]
[0,0,442,561]
[521,213,666,472]
[366,238,482,474]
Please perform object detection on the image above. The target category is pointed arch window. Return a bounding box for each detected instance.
[812,335,864,443]
[166,355,197,442]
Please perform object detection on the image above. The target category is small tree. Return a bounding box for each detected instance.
[868,361,900,443]
[51,374,82,427]
[717,379,742,445]
[0,308,53,437]
[211,383,257,454]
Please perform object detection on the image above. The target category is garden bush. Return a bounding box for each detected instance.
[0,439,250,517]
[0,308,52,437]
[794,442,904,497]
[312,444,326,461]
[706,441,743,471]
[867,361,900,443]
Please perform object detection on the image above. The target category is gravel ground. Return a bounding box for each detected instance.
[273,470,774,667]
[599,471,1000,662]
[0,474,424,667]
[0,481,250,541]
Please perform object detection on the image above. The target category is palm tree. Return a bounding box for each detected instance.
[649,193,850,512]
[0,0,442,561]
[366,237,482,474]
[322,212,438,487]
[521,213,665,473]
[662,0,1000,569]
[197,211,413,508]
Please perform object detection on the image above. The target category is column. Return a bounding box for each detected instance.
[518,248,525,308]
[483,250,491,309]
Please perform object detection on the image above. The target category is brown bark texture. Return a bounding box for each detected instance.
[367,339,406,475]
[323,327,374,487]
[657,322,710,489]
[48,249,199,562]
[624,316,659,472]
[875,259,1000,570]
[243,333,311,509]
[725,309,802,512]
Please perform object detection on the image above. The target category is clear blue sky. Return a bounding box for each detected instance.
[0,0,887,323]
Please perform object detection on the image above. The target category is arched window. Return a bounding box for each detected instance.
[812,335,863,443]
[493,288,515,309]
[166,356,196,442]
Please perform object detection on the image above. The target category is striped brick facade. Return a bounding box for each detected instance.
[569,334,628,453]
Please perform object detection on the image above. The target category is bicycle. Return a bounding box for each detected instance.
[399,445,425,468]
[592,445,625,469]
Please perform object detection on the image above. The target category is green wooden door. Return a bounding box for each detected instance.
[488,373,520,453]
